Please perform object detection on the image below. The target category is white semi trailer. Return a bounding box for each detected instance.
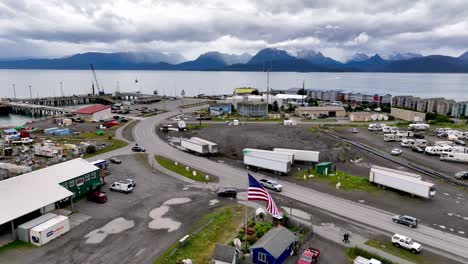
[273,148,319,164]
[30,215,70,246]
[180,138,209,155]
[243,151,291,175]
[369,166,436,198]
[190,137,218,154]
[242,149,294,163]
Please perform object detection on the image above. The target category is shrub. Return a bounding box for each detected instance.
[85,145,96,154]
[254,222,273,238]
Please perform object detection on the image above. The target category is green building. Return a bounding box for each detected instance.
[55,159,101,200]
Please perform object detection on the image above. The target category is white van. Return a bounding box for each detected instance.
[110,181,134,193]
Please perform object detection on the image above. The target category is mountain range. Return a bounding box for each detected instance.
[1,49,468,73]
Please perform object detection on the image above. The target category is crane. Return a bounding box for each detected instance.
[90,64,104,95]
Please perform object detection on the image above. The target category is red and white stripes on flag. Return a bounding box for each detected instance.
[248,174,281,216]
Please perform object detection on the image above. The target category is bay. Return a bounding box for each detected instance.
[0,70,467,101]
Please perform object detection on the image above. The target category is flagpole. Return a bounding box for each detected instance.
[245,204,248,252]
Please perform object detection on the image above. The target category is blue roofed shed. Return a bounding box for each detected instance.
[250,226,297,264]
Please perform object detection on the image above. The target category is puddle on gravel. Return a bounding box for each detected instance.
[281,206,311,220]
[148,198,191,232]
[209,199,219,206]
[85,217,135,244]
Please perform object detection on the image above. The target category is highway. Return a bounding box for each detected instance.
[132,106,468,263]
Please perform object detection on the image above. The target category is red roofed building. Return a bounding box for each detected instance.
[73,104,112,122]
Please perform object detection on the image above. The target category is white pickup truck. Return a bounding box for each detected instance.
[11,137,33,144]
[259,179,282,192]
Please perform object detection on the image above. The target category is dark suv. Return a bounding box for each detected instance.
[392,215,418,228]
[217,188,237,198]
[132,146,146,152]
[455,171,468,180]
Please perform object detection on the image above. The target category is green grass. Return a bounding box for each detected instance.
[186,124,210,130]
[0,240,33,254]
[155,155,216,182]
[295,168,379,192]
[83,139,128,158]
[365,240,430,264]
[345,247,397,264]
[428,122,468,129]
[154,205,244,264]
[302,118,338,122]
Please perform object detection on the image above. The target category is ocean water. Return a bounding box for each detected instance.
[0,70,466,100]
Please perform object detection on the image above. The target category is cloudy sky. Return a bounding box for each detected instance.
[1,0,467,61]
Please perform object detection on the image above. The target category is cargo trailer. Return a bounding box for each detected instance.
[369,166,436,198]
[243,152,291,175]
[180,138,209,155]
[273,148,319,164]
[17,213,58,242]
[30,215,70,246]
[190,137,218,154]
[243,148,294,163]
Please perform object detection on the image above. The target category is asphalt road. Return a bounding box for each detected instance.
[132,106,468,263]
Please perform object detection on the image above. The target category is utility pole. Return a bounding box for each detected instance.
[301,80,305,106]
[12,84,16,99]
[29,85,32,99]
[266,60,271,114]
[60,81,63,97]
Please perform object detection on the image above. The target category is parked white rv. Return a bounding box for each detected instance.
[414,139,428,148]
[30,215,70,246]
[273,148,319,164]
[408,123,430,131]
[384,134,396,142]
[434,141,454,146]
[401,139,415,148]
[425,146,453,155]
[440,153,468,163]
[190,137,218,154]
[369,166,436,198]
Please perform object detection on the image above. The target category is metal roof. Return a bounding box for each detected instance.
[297,106,345,111]
[0,158,99,225]
[73,104,110,114]
[212,244,237,262]
[250,227,297,258]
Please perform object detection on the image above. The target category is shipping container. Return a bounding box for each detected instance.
[369,166,436,198]
[180,138,209,155]
[190,137,218,154]
[30,215,70,246]
[273,148,319,163]
[243,149,294,163]
[243,153,291,174]
[17,213,58,242]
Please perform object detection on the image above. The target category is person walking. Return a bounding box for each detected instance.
[343,233,347,243]
[345,233,351,244]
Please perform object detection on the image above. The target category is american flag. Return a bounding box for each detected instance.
[248,174,281,216]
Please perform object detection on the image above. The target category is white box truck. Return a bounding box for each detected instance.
[17,213,58,242]
[243,148,294,163]
[243,152,291,175]
[440,152,468,163]
[369,166,436,198]
[180,138,209,155]
[190,137,218,154]
[30,215,70,246]
[273,148,319,164]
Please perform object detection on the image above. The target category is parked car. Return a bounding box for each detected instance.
[391,148,402,156]
[413,133,425,139]
[217,188,237,198]
[297,247,320,264]
[454,171,468,180]
[352,128,358,134]
[110,181,134,193]
[87,190,108,203]
[391,234,422,254]
[118,179,136,187]
[392,215,418,228]
[411,146,424,153]
[454,139,466,146]
[132,146,146,152]
[259,179,282,192]
[110,157,122,164]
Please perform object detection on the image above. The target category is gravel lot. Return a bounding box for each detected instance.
[160,123,468,238]
[0,154,221,264]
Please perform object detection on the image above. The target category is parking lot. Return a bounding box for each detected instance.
[0,154,221,264]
